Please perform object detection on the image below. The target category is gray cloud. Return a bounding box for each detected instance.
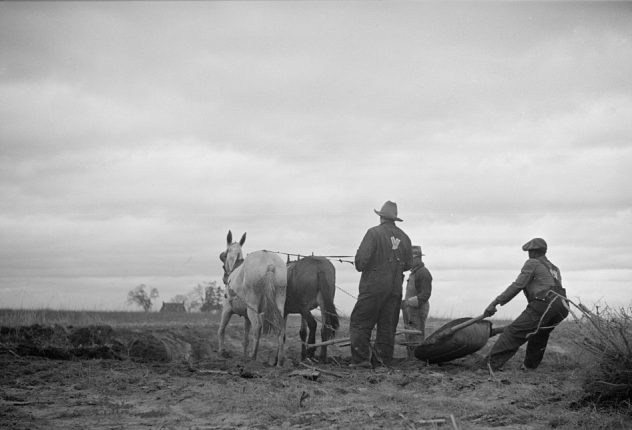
[1,2,631,315]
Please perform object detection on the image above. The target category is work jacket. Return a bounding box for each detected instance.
[496,256,562,305]
[355,220,412,296]
[405,263,433,303]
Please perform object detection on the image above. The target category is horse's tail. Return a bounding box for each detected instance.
[261,264,284,335]
[317,270,339,338]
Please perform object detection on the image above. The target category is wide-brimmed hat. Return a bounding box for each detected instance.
[522,237,547,251]
[374,200,403,222]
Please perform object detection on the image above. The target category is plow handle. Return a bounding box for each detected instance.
[434,314,487,341]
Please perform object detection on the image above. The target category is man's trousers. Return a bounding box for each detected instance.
[350,289,402,365]
[487,295,568,370]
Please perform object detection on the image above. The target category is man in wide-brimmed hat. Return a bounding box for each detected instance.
[483,238,569,371]
[349,201,413,368]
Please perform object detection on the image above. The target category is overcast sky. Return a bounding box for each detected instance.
[1,2,631,319]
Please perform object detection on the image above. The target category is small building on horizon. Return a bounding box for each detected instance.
[159,302,186,313]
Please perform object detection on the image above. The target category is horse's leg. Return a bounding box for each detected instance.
[316,271,339,363]
[254,312,265,360]
[303,311,317,361]
[246,307,262,360]
[276,313,287,367]
[217,305,233,357]
[299,316,308,360]
[320,317,331,363]
[242,315,251,358]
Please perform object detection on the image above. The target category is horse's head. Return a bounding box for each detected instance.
[221,230,246,278]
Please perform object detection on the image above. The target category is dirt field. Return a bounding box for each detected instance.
[1,311,630,430]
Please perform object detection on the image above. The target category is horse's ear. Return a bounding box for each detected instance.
[219,251,227,263]
[227,230,232,245]
[239,232,247,246]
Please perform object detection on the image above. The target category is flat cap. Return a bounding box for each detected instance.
[522,238,547,251]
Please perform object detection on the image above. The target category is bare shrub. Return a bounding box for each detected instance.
[566,299,632,411]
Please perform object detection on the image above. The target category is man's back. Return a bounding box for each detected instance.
[355,222,412,273]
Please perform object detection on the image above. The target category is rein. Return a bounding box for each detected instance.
[263,249,355,266]
[263,249,359,300]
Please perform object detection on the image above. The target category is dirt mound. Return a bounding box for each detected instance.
[68,325,116,346]
[128,332,192,362]
[0,324,71,347]
[0,325,202,362]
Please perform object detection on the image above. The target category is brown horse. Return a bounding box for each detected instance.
[285,256,339,362]
[218,231,287,366]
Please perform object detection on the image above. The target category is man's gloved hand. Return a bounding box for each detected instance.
[484,302,498,317]
[406,296,419,308]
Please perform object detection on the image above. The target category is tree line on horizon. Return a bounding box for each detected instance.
[126,281,223,312]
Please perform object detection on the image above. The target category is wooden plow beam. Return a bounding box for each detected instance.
[305,329,424,349]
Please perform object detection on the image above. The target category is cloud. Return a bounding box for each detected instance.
[0,2,631,316]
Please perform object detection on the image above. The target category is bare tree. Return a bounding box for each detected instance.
[169,284,206,312]
[200,281,224,312]
[171,294,188,305]
[188,283,206,311]
[127,284,159,312]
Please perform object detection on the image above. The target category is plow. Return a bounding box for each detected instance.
[412,315,505,363]
[307,314,506,364]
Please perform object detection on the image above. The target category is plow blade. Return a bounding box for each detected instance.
[414,316,505,364]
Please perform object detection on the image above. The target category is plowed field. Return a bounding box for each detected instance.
[1,311,630,429]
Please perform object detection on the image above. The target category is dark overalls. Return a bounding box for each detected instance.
[350,221,412,365]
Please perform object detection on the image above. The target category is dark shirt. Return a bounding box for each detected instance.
[405,263,432,303]
[496,256,561,305]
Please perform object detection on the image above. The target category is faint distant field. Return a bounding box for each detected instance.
[0,308,220,327]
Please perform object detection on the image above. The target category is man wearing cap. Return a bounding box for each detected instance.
[349,201,413,368]
[483,238,569,371]
[402,245,433,359]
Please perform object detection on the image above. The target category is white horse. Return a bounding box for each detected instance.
[218,231,287,366]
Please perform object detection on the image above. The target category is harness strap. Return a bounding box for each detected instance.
[223,258,244,281]
[223,257,245,297]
